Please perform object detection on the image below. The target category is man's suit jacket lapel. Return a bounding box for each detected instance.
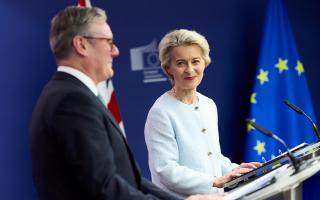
[52,72,142,187]
[53,72,127,142]
[97,102,142,187]
[95,91,142,188]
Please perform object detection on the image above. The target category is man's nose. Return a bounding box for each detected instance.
[111,44,120,57]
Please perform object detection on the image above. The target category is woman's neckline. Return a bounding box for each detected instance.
[166,89,199,106]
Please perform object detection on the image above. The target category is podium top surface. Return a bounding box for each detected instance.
[226,151,320,200]
[224,141,320,189]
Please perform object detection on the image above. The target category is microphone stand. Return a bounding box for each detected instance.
[246,120,300,174]
[284,100,320,141]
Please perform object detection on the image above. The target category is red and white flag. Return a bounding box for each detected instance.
[78,0,126,135]
[78,0,91,7]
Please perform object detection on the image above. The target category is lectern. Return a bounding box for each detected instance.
[225,142,320,200]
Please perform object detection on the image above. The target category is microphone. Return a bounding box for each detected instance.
[246,119,299,173]
[284,100,320,141]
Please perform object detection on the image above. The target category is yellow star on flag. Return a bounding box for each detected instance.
[275,58,289,73]
[257,69,269,85]
[295,61,304,76]
[247,118,256,132]
[250,93,257,104]
[254,140,266,155]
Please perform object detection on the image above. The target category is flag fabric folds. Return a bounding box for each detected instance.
[78,0,91,7]
[245,0,317,163]
[97,81,126,135]
[78,0,125,135]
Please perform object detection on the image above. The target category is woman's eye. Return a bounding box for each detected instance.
[193,60,200,64]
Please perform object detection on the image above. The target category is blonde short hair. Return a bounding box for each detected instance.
[158,29,211,82]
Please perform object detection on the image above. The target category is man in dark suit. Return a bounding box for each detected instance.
[29,6,227,200]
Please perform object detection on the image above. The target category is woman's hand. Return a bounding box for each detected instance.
[235,162,262,170]
[186,193,228,200]
[213,162,262,188]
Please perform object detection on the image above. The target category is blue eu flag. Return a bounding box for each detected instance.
[245,0,317,162]
[244,0,319,198]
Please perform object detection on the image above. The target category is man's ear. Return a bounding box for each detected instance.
[72,36,89,56]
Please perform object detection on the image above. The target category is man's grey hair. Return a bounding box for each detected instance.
[49,6,107,60]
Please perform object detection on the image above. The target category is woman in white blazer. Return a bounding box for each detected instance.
[144,29,261,198]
